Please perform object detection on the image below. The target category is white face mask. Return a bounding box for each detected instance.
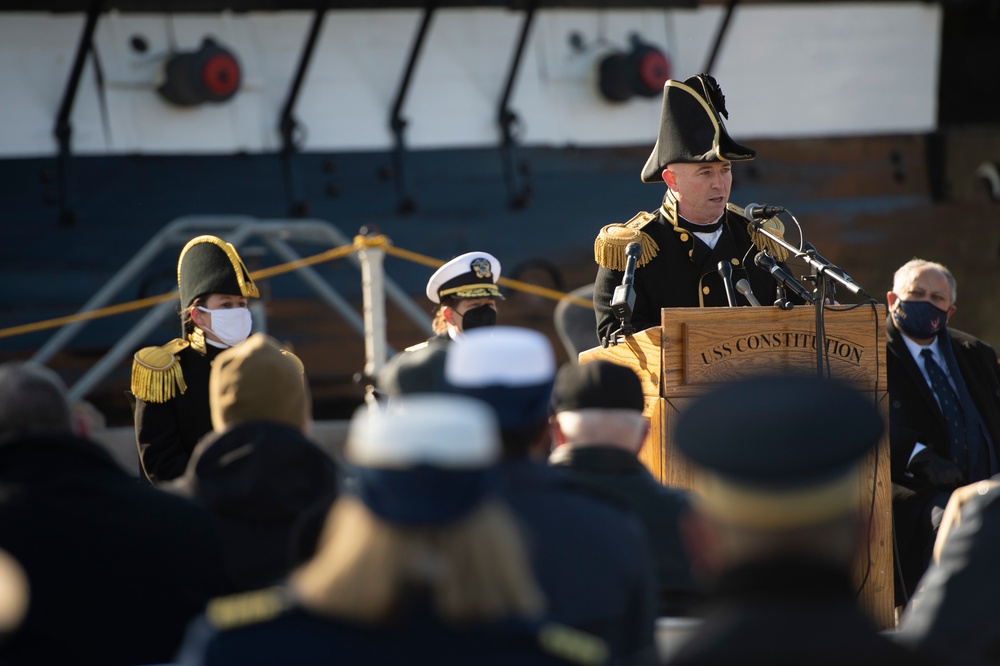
[196,306,252,347]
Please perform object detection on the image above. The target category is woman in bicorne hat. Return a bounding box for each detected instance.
[130,235,260,484]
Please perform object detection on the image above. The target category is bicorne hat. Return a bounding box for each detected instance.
[640,73,756,183]
[177,235,259,307]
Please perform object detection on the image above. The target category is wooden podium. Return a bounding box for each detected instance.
[580,305,893,630]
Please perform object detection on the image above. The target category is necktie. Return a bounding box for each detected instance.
[921,348,966,469]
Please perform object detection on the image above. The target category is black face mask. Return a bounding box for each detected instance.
[892,299,948,340]
[459,304,497,331]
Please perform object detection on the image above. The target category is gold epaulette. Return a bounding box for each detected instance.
[727,202,789,262]
[206,586,294,631]
[538,623,609,666]
[404,341,430,353]
[594,211,659,271]
[131,339,189,404]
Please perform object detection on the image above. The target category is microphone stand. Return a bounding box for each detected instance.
[747,217,869,300]
[773,284,793,311]
[605,241,641,347]
[747,211,869,379]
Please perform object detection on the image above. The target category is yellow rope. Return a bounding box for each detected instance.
[0,235,593,340]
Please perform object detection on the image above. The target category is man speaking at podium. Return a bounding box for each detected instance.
[593,74,789,346]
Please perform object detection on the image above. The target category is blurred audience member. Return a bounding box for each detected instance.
[0,361,227,665]
[666,374,943,666]
[896,478,1000,665]
[548,360,699,617]
[445,327,659,666]
[177,394,607,666]
[165,333,339,591]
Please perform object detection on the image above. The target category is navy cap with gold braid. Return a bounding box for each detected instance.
[177,235,259,308]
[640,74,756,183]
[426,251,504,305]
[674,374,883,529]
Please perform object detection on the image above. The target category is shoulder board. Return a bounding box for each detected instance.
[131,340,188,404]
[594,211,659,271]
[206,586,294,632]
[404,341,431,353]
[537,623,609,666]
[162,338,190,355]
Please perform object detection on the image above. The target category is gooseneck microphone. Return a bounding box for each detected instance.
[735,279,761,307]
[717,261,737,307]
[610,242,642,321]
[754,251,816,304]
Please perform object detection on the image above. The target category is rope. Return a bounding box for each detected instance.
[0,234,593,340]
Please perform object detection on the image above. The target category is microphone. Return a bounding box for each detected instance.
[735,279,761,307]
[754,251,816,304]
[610,242,642,321]
[741,203,786,224]
[717,261,737,307]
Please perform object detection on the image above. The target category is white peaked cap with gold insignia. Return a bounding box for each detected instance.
[426,251,504,304]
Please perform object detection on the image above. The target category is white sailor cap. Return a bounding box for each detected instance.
[444,327,556,431]
[426,251,504,304]
[346,394,501,525]
[347,394,500,470]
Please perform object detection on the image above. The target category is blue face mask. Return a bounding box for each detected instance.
[892,300,948,340]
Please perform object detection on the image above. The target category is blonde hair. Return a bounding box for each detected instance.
[430,296,459,336]
[291,497,544,624]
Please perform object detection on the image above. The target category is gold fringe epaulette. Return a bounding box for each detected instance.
[206,586,294,631]
[131,339,189,404]
[538,623,609,666]
[594,211,659,271]
[727,202,789,262]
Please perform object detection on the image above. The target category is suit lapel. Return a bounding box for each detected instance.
[886,318,942,418]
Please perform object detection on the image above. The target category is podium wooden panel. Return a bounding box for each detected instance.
[580,305,893,630]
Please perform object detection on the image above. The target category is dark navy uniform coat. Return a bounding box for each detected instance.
[377,334,450,397]
[0,433,227,666]
[667,557,944,666]
[498,459,658,666]
[134,343,223,483]
[593,207,780,344]
[177,602,606,666]
[896,479,1000,666]
[548,445,700,617]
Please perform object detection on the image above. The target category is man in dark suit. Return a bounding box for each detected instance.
[0,361,228,665]
[547,360,699,617]
[668,374,943,666]
[886,259,1000,601]
[592,74,790,346]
